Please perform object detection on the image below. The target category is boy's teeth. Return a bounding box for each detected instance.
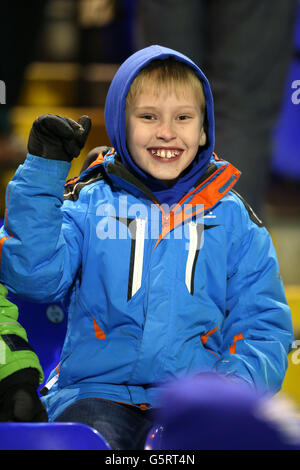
[151,149,180,158]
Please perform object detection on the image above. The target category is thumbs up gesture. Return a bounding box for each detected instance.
[28,114,92,162]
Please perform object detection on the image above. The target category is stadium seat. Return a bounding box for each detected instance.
[0,422,111,450]
[149,374,300,450]
[6,294,68,392]
[0,218,68,391]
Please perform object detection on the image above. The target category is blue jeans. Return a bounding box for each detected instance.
[55,398,157,450]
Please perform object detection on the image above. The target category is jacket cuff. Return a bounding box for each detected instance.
[25,153,71,179]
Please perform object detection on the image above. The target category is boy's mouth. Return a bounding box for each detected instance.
[147,147,183,161]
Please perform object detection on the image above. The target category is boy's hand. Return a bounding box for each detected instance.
[0,368,48,422]
[28,114,91,162]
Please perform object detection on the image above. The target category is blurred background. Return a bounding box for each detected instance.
[0,0,299,406]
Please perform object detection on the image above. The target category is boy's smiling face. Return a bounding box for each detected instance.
[125,84,207,184]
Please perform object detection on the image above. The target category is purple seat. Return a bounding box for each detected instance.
[0,422,111,450]
[271,3,300,180]
[147,374,300,450]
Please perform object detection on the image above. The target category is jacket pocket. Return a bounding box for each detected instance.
[200,325,220,359]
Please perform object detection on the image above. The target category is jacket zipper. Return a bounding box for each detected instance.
[185,222,202,294]
[128,217,146,300]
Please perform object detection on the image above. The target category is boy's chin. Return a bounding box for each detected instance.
[153,163,195,186]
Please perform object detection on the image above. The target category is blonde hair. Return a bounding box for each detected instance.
[126,58,206,113]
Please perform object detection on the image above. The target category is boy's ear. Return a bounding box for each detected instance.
[199,128,207,146]
[199,112,208,147]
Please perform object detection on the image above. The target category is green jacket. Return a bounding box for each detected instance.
[0,284,44,383]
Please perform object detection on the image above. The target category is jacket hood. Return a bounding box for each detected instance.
[104,45,215,206]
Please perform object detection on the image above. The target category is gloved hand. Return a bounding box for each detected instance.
[0,368,48,422]
[28,114,91,162]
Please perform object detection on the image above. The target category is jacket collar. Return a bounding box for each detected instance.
[66,147,241,246]
[81,147,241,210]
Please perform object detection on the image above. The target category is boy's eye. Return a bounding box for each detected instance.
[177,115,190,121]
[140,114,155,120]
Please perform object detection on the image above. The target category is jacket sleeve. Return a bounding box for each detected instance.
[0,154,84,302]
[215,199,294,394]
[0,284,44,383]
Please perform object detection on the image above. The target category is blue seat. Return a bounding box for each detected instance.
[0,217,68,391]
[5,294,68,392]
[0,422,111,450]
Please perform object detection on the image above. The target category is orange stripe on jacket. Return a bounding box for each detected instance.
[87,148,115,169]
[153,202,206,249]
[154,162,241,249]
[212,152,223,161]
[176,163,227,208]
[87,152,105,169]
[187,163,240,209]
[201,325,219,345]
[229,333,244,354]
[92,316,106,340]
[65,176,80,186]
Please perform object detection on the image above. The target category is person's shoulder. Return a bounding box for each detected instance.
[63,166,106,202]
[63,146,114,202]
[213,190,265,244]
[230,189,264,227]
[219,189,264,228]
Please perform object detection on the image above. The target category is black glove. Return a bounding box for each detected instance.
[28,114,91,162]
[0,368,48,422]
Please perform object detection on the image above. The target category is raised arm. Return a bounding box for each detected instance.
[0,114,91,301]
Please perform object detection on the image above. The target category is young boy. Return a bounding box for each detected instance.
[0,45,293,450]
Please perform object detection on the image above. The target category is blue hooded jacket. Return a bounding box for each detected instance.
[0,45,293,422]
[104,45,215,206]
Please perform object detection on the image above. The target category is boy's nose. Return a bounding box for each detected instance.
[156,121,176,141]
